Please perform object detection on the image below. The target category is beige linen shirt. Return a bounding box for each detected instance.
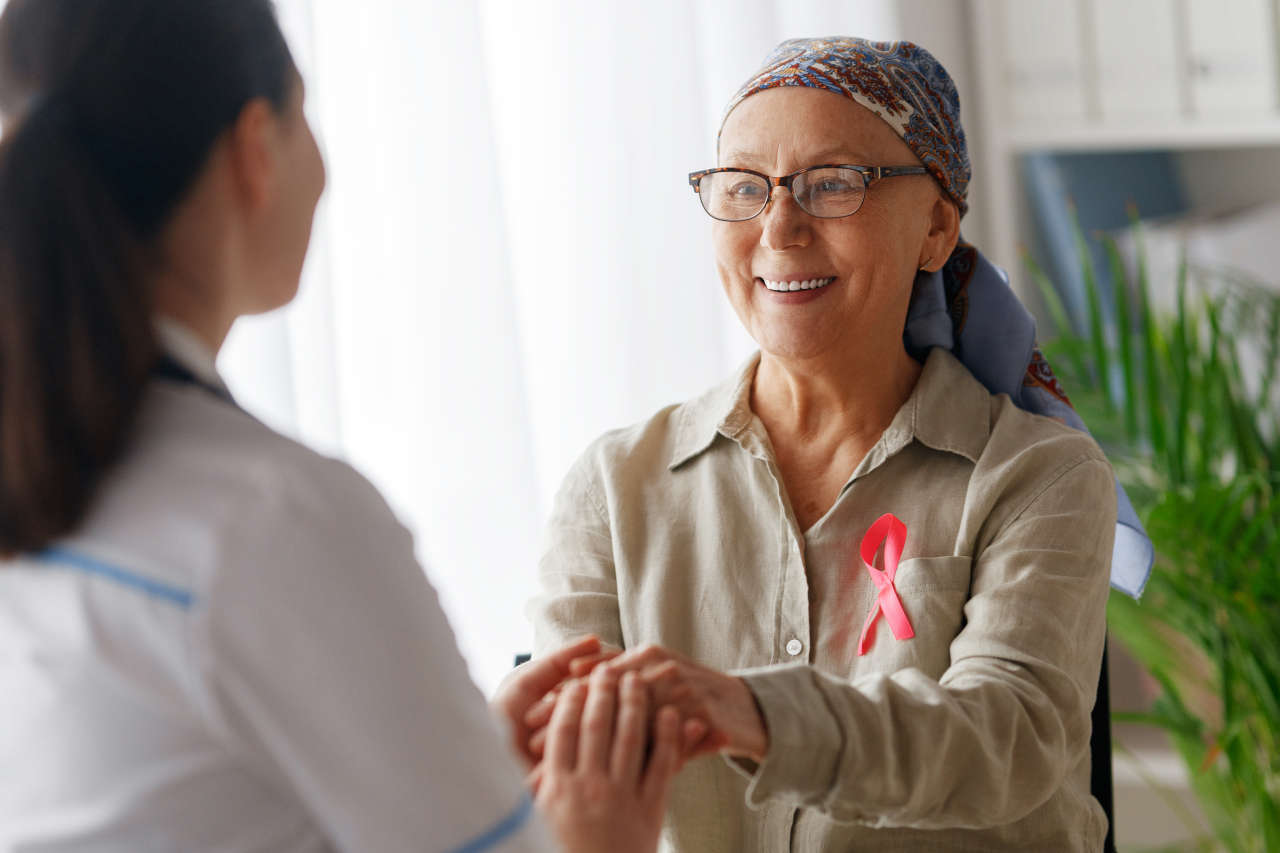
[532,347,1116,852]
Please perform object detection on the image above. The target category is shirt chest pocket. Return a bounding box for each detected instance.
[854,555,972,680]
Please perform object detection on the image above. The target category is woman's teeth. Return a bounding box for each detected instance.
[762,276,835,292]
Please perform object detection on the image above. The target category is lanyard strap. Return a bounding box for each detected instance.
[152,354,238,409]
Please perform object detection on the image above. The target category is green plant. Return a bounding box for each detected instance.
[1024,209,1280,852]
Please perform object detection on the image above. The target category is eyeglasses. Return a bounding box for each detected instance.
[687,164,930,222]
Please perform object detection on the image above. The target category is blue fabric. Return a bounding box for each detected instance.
[905,243,1154,598]
[35,547,195,608]
[444,792,535,853]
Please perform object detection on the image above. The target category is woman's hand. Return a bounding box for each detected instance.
[491,635,618,770]
[535,667,681,853]
[526,644,768,763]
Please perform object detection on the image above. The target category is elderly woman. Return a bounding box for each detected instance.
[527,38,1149,851]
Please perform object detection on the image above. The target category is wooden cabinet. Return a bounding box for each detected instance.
[1093,0,1181,119]
[999,0,1090,121]
[1186,0,1278,116]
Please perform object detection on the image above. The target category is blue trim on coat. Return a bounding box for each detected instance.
[36,547,194,609]
[445,792,536,853]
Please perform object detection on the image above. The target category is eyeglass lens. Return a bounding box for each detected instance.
[697,167,868,221]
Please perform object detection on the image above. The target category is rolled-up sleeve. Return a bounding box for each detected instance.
[531,450,625,654]
[731,454,1116,829]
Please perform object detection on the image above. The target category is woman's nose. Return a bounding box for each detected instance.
[759,187,811,251]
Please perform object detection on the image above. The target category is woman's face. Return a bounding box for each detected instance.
[246,72,326,315]
[713,87,941,364]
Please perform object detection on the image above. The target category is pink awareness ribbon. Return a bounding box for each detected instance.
[856,513,915,656]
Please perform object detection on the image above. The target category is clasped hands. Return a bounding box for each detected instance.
[494,635,770,784]
[491,636,770,851]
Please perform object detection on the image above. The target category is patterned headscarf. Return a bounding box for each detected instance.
[721,37,970,216]
[719,37,1153,598]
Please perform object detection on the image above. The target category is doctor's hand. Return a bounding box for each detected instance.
[491,635,618,770]
[535,667,681,853]
[526,644,765,763]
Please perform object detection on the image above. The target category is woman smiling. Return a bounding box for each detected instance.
[529,38,1145,851]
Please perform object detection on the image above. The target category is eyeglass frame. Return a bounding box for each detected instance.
[686,163,931,221]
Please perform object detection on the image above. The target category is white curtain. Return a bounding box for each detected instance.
[221,0,935,693]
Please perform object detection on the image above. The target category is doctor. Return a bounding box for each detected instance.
[0,1,681,851]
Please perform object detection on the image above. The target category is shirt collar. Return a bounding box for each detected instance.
[668,347,990,471]
[153,316,228,394]
[668,352,760,469]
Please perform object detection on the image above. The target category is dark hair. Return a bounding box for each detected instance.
[0,0,295,555]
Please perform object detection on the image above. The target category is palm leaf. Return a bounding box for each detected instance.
[1130,213,1169,458]
[1103,235,1140,440]
[1069,205,1112,403]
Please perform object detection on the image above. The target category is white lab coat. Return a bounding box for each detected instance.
[0,321,554,853]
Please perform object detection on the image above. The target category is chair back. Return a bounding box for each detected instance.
[1091,642,1116,853]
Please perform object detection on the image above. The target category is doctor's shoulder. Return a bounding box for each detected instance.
[123,384,417,589]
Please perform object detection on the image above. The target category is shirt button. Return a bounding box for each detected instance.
[785,638,804,657]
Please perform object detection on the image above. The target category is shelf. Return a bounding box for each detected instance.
[1005,118,1280,152]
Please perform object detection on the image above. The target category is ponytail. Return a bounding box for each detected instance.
[0,100,157,555]
[0,0,295,555]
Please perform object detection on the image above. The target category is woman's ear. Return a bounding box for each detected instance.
[224,97,279,213]
[919,193,961,272]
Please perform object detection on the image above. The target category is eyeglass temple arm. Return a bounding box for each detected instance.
[869,165,931,180]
